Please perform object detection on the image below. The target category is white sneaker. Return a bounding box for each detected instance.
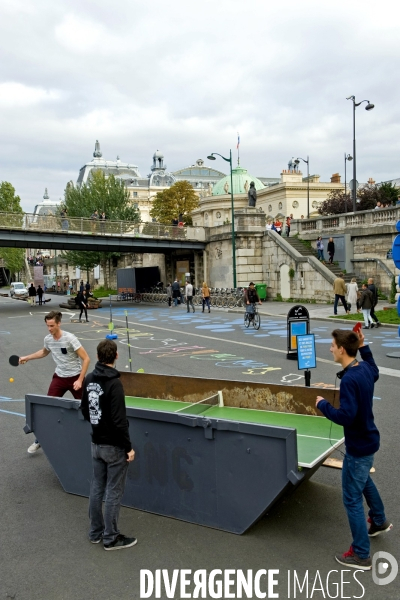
[27,442,41,454]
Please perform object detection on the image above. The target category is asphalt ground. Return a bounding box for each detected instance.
[0,296,399,600]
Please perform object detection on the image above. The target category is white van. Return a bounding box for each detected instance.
[10,282,28,298]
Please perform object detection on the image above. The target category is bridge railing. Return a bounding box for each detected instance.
[0,212,205,241]
[291,204,400,234]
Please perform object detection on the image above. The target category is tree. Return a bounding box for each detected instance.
[318,183,387,215]
[378,182,399,205]
[150,180,199,225]
[63,170,140,222]
[318,190,352,215]
[0,182,25,282]
[62,171,136,286]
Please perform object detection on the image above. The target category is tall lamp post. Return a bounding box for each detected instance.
[207,150,236,288]
[346,96,374,212]
[344,153,353,213]
[294,156,309,218]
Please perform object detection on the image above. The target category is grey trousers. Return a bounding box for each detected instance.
[89,443,128,544]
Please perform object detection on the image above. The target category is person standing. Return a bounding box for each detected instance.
[185,281,195,313]
[201,281,211,313]
[81,339,136,550]
[28,283,36,306]
[316,236,325,262]
[166,282,172,307]
[285,216,291,237]
[90,210,99,233]
[367,277,381,327]
[80,280,84,293]
[316,329,392,570]
[85,281,91,294]
[19,310,90,454]
[37,285,44,306]
[77,289,89,322]
[359,283,374,329]
[327,237,335,264]
[100,211,106,234]
[333,273,349,315]
[346,277,358,313]
[171,279,181,306]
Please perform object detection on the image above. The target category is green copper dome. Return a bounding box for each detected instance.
[212,166,264,196]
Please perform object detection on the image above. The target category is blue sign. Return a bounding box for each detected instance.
[297,334,317,370]
[289,320,308,350]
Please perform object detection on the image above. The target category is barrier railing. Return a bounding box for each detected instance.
[0,212,205,241]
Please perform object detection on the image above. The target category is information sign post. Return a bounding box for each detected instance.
[297,334,317,386]
[286,305,310,360]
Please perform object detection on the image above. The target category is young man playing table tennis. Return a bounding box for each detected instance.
[19,310,90,454]
[315,329,392,570]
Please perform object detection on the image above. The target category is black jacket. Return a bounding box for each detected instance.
[368,283,378,307]
[360,288,373,310]
[81,362,131,453]
[327,241,335,255]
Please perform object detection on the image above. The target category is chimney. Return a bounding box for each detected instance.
[331,173,341,183]
[368,177,375,185]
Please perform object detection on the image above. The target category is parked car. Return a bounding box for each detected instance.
[9,282,28,298]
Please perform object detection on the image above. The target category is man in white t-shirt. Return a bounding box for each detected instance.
[185,281,195,313]
[20,310,90,454]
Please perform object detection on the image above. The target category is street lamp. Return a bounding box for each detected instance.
[346,96,374,212]
[207,150,236,288]
[344,153,353,213]
[294,156,309,218]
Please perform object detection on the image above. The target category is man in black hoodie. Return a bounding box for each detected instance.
[81,339,136,551]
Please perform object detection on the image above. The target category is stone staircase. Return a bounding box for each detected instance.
[285,236,357,283]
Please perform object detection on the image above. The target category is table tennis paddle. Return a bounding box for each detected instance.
[9,355,20,366]
[352,322,362,333]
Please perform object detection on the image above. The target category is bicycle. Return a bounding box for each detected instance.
[244,303,261,330]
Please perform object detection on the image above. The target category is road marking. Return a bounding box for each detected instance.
[0,408,25,417]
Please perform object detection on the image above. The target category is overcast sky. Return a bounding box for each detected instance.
[1,0,399,212]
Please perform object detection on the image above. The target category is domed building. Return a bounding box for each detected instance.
[212,166,264,197]
[191,164,265,227]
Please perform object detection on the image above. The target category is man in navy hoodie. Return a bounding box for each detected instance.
[316,329,392,570]
[81,339,136,551]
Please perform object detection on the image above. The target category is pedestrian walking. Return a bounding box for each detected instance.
[367,277,381,327]
[359,284,374,329]
[77,289,89,322]
[171,279,181,306]
[37,285,44,305]
[327,237,335,264]
[333,273,350,315]
[201,282,211,313]
[28,283,36,306]
[316,329,392,570]
[166,283,172,307]
[346,278,358,313]
[81,339,137,551]
[316,236,325,262]
[185,281,195,313]
[19,310,90,454]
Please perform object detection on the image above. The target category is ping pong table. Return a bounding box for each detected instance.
[125,396,344,469]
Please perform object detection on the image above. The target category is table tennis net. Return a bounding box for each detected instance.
[175,391,224,415]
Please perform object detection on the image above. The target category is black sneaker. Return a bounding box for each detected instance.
[363,326,370,329]
[368,519,393,537]
[104,534,137,551]
[370,323,375,328]
[335,546,372,570]
[375,322,381,327]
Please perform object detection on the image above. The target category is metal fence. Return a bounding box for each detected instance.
[0,212,205,241]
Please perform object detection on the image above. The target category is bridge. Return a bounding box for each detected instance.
[0,212,206,253]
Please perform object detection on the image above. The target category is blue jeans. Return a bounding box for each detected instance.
[342,453,386,558]
[317,249,325,261]
[334,294,348,314]
[89,443,129,544]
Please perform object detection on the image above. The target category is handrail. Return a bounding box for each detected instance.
[0,212,205,241]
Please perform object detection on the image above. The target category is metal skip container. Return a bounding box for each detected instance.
[24,373,342,534]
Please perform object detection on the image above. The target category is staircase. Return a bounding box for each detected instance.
[285,236,357,283]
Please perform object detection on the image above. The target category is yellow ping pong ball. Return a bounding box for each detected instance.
[9,377,14,383]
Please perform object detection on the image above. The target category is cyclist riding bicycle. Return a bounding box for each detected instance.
[244,282,262,320]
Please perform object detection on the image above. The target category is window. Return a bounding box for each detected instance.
[268,205,272,212]
[133,192,138,198]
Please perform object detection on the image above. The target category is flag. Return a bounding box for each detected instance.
[237,133,240,150]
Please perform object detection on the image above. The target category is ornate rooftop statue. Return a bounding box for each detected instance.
[248,181,257,207]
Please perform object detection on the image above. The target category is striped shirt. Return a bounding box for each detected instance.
[44,331,82,377]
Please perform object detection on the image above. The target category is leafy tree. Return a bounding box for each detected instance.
[379,182,399,205]
[62,171,136,286]
[63,170,140,222]
[150,180,199,225]
[0,182,25,282]
[356,185,380,211]
[318,190,352,215]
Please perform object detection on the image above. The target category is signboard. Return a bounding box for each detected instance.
[289,321,307,351]
[297,334,317,370]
